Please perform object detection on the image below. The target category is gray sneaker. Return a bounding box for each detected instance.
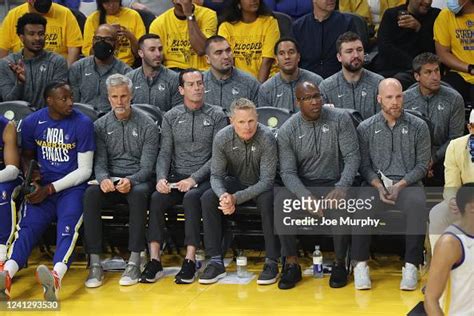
[85,263,104,288]
[198,262,226,284]
[119,263,141,286]
[353,264,371,290]
[400,263,418,291]
[35,265,60,301]
[257,263,279,285]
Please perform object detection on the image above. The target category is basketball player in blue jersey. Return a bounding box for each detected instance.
[0,116,22,267]
[0,81,95,301]
[424,183,474,316]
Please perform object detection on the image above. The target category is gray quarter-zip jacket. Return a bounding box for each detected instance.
[278,108,360,199]
[357,111,431,185]
[319,68,383,120]
[126,66,182,112]
[69,56,132,113]
[403,84,465,163]
[258,68,323,112]
[156,103,228,183]
[94,108,159,185]
[203,67,260,111]
[0,50,67,109]
[211,123,277,204]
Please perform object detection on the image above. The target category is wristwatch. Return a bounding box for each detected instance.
[468,64,474,75]
[187,14,195,21]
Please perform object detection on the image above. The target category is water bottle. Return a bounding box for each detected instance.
[312,245,324,278]
[195,249,205,272]
[236,252,248,278]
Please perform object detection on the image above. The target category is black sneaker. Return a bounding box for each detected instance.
[175,259,196,284]
[257,263,279,285]
[198,262,226,284]
[278,263,302,290]
[139,259,164,283]
[329,262,348,288]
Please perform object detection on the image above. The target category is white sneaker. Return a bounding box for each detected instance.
[400,263,418,291]
[353,263,371,290]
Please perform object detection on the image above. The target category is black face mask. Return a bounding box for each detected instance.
[34,0,52,14]
[93,40,114,61]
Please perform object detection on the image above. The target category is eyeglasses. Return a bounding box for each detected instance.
[93,36,115,43]
[297,93,322,102]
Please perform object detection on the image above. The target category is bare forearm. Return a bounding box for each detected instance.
[188,20,207,56]
[257,58,274,83]
[67,47,81,67]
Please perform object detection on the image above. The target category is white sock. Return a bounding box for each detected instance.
[4,260,19,278]
[356,261,367,268]
[405,262,417,270]
[53,262,68,280]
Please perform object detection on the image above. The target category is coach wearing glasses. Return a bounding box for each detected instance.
[69,24,131,113]
[276,80,360,290]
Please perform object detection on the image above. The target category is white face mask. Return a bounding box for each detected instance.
[447,0,467,14]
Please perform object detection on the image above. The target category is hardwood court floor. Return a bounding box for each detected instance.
[2,249,425,316]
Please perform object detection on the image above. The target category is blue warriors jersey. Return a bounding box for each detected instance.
[0,116,8,170]
[21,108,95,184]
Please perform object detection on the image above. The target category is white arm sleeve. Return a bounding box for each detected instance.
[0,165,20,183]
[52,151,94,193]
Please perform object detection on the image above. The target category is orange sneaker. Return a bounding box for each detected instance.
[35,265,61,301]
[0,270,11,300]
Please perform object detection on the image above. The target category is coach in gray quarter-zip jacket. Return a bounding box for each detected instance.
[69,24,131,114]
[403,53,465,183]
[203,36,260,111]
[126,34,182,112]
[199,98,280,286]
[354,78,430,291]
[83,74,159,288]
[276,80,360,290]
[144,69,228,285]
[258,38,323,112]
[0,13,67,109]
[319,32,383,120]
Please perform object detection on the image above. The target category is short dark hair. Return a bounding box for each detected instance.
[43,81,69,101]
[412,52,440,74]
[178,68,202,87]
[336,31,362,54]
[456,183,474,215]
[205,35,228,54]
[274,37,300,55]
[138,33,160,50]
[16,13,47,36]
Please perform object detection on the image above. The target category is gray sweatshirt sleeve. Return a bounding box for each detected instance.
[170,75,183,107]
[278,126,312,199]
[93,121,110,183]
[52,56,68,82]
[68,63,82,105]
[0,59,24,102]
[402,121,431,185]
[190,114,228,184]
[155,115,173,181]
[210,133,228,198]
[357,124,379,184]
[234,134,277,204]
[335,112,361,187]
[434,94,465,163]
[127,123,160,185]
[250,81,260,107]
[257,85,272,108]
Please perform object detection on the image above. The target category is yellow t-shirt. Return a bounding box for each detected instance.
[149,5,217,71]
[0,3,83,58]
[82,8,145,66]
[218,16,280,78]
[434,8,474,84]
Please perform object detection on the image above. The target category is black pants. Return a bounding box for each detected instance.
[351,185,427,265]
[201,178,280,260]
[83,182,152,254]
[147,181,210,247]
[443,71,473,105]
[279,180,350,261]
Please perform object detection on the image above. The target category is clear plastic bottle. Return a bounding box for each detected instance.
[195,249,205,272]
[236,251,248,278]
[312,245,324,278]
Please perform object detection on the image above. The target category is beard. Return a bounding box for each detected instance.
[343,59,363,73]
